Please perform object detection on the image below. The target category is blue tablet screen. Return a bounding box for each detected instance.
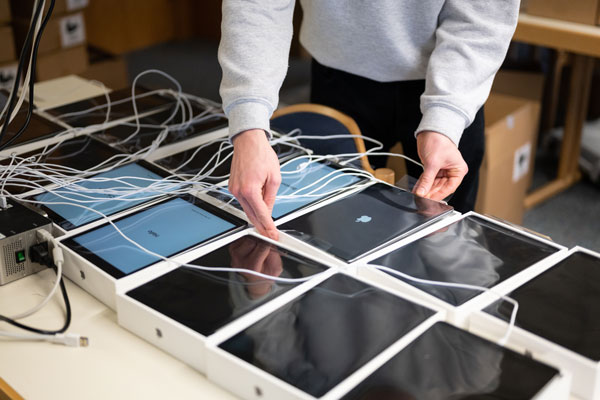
[35,163,172,228]
[218,159,362,219]
[71,197,237,274]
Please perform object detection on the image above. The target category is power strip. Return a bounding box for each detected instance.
[0,199,53,285]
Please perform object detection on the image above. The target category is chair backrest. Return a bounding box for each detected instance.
[271,103,374,174]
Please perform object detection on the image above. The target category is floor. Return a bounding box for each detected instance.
[125,38,600,252]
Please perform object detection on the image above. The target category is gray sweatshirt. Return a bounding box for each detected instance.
[218,0,519,146]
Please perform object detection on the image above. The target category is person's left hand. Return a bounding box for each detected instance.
[413,130,468,201]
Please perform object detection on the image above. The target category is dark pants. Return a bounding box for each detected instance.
[310,59,485,213]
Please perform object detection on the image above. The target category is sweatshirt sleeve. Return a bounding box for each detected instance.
[417,0,519,146]
[218,0,296,141]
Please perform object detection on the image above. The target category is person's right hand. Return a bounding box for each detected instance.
[229,237,283,299]
[230,129,281,240]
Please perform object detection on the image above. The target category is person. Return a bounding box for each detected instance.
[218,1,519,240]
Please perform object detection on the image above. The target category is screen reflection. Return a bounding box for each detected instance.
[371,216,559,306]
[219,273,436,397]
[486,250,600,361]
[342,322,559,400]
[126,235,328,336]
[280,183,453,262]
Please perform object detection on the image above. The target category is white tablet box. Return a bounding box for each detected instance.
[324,322,571,400]
[21,159,176,237]
[196,170,375,227]
[205,270,446,400]
[0,96,176,159]
[468,246,600,400]
[352,211,568,328]
[56,197,247,310]
[115,231,342,375]
[144,127,301,167]
[142,126,229,163]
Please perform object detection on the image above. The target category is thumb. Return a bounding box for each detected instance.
[414,165,439,198]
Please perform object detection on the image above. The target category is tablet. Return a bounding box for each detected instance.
[62,195,246,279]
[0,136,123,194]
[210,158,366,220]
[155,139,303,182]
[125,234,328,336]
[33,161,175,230]
[484,250,600,362]
[0,110,65,149]
[95,108,227,154]
[370,215,560,306]
[45,87,173,127]
[342,322,559,400]
[219,273,436,398]
[279,182,453,262]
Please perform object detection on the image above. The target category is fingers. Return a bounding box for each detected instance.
[241,186,279,240]
[263,170,281,214]
[413,164,439,198]
[229,130,281,240]
[237,193,279,240]
[415,130,468,201]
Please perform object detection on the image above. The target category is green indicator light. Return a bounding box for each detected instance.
[15,250,26,264]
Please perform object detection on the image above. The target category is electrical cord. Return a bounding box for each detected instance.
[0,230,88,347]
[0,0,56,151]
[0,0,43,126]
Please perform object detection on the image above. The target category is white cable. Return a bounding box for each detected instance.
[364,263,519,345]
[0,0,44,125]
[0,331,88,347]
[9,230,63,320]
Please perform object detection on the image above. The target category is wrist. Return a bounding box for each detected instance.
[417,130,457,147]
[232,129,270,147]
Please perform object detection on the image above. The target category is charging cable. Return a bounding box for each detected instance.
[0,229,88,347]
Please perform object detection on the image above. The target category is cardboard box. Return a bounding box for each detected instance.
[0,0,10,24]
[492,69,545,188]
[13,12,86,55]
[10,0,88,18]
[85,0,175,54]
[80,55,128,90]
[36,45,88,82]
[0,26,15,63]
[475,93,540,224]
[0,61,17,90]
[525,0,600,25]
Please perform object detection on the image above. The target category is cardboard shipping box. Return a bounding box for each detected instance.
[80,56,128,91]
[0,26,15,63]
[36,45,88,82]
[0,61,17,90]
[492,69,545,188]
[0,0,10,24]
[13,12,86,55]
[10,0,88,18]
[475,93,540,224]
[525,0,600,25]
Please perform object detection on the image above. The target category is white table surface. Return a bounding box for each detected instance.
[0,268,237,400]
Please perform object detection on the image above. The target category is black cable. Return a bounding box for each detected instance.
[0,0,43,143]
[0,0,56,151]
[0,275,71,335]
[0,242,71,335]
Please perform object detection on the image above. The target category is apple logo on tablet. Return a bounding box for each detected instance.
[355,215,372,223]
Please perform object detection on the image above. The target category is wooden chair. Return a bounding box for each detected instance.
[271,103,395,183]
